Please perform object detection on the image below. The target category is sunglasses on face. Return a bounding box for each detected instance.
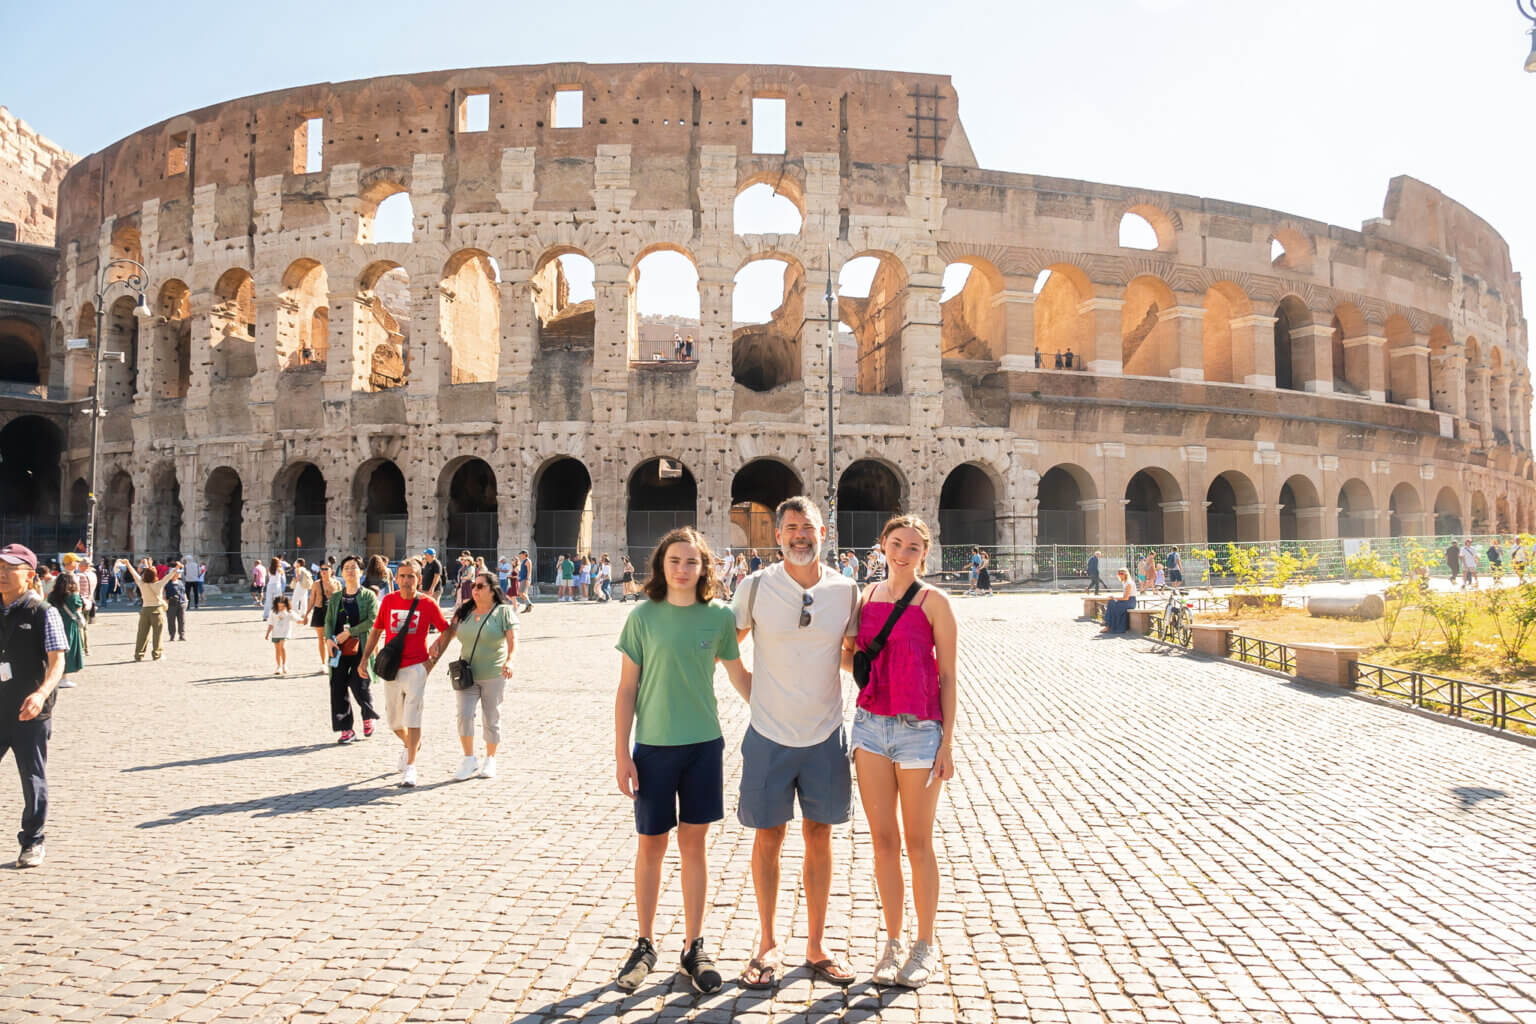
[472,582,489,590]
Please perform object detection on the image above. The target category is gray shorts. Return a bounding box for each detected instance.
[738,724,851,829]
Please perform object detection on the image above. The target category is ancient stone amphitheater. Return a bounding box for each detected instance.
[25,62,1534,578]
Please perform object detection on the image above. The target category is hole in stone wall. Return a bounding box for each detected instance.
[734,183,802,235]
[166,132,189,177]
[1118,212,1158,250]
[294,117,324,174]
[554,88,583,129]
[459,92,489,133]
[732,259,803,391]
[373,192,414,244]
[752,97,786,154]
[632,250,700,361]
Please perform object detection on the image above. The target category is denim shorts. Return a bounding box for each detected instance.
[849,708,942,770]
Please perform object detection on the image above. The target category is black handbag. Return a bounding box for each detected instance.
[448,608,493,691]
[851,582,921,691]
[373,597,419,681]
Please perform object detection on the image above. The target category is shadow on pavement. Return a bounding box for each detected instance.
[125,743,335,772]
[508,971,906,1021]
[1453,785,1507,809]
[137,775,449,827]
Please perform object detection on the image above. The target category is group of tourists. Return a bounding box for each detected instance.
[1085,548,1182,597]
[554,553,616,602]
[612,498,958,993]
[1445,536,1532,588]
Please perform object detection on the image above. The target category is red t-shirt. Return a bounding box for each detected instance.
[376,591,450,668]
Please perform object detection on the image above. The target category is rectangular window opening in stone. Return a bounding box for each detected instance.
[166,132,189,177]
[458,91,490,133]
[553,88,583,129]
[294,117,324,174]
[752,97,786,154]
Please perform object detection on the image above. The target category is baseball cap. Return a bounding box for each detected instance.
[424,547,436,556]
[0,544,38,570]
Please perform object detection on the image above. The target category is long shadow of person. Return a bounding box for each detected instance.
[136,775,451,828]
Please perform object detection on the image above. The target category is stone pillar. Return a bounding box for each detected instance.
[1344,335,1386,402]
[1490,369,1511,439]
[1289,322,1334,394]
[904,272,944,428]
[592,269,630,429]
[1081,497,1108,548]
[1466,361,1490,435]
[323,292,359,404]
[250,292,281,404]
[184,290,215,414]
[1080,292,1123,375]
[995,284,1036,372]
[1162,303,1204,381]
[406,277,442,399]
[404,456,436,554]
[1430,347,1463,416]
[497,274,535,390]
[1228,314,1276,388]
[1389,338,1431,409]
[695,272,734,424]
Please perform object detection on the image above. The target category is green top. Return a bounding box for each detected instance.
[323,586,380,640]
[453,602,518,681]
[59,594,85,675]
[558,558,574,580]
[615,598,740,746]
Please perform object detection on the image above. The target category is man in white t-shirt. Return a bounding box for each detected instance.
[729,496,859,989]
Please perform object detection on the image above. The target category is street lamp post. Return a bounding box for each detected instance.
[85,259,153,562]
[825,246,838,561]
[1521,0,1536,71]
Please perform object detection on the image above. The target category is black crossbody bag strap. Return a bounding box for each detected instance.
[864,582,921,659]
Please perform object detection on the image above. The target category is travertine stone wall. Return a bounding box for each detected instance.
[36,63,1535,573]
[0,108,76,245]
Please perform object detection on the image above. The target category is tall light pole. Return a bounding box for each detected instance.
[1522,0,1536,71]
[825,245,838,561]
[86,259,153,561]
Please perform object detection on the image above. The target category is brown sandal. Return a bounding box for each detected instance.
[739,948,781,990]
[805,957,856,986]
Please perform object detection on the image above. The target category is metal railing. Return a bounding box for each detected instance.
[1351,661,1536,733]
[1226,632,1295,673]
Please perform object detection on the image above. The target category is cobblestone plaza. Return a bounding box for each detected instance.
[2,595,1534,1023]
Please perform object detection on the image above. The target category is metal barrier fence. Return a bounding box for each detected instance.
[1351,661,1536,733]
[1226,632,1296,673]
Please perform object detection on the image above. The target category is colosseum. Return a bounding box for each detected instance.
[7,62,1532,580]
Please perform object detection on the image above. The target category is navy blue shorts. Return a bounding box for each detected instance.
[632,737,724,835]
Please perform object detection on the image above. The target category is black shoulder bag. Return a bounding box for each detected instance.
[447,609,493,691]
[851,582,921,692]
[373,597,419,681]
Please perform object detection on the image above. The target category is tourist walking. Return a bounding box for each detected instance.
[1085,550,1106,594]
[419,548,444,605]
[262,558,286,621]
[123,559,179,661]
[360,558,450,787]
[46,573,86,691]
[1514,539,1530,583]
[596,554,613,601]
[308,563,339,671]
[189,560,206,609]
[558,554,575,601]
[612,528,750,995]
[1166,547,1184,587]
[324,555,379,745]
[264,596,296,675]
[456,552,475,604]
[1460,538,1479,589]
[1445,541,1461,584]
[515,550,534,612]
[427,571,518,781]
[619,555,638,602]
[250,560,266,606]
[0,545,68,868]
[730,498,858,991]
[363,554,392,596]
[843,515,958,987]
[163,565,188,641]
[1488,539,1505,582]
[497,555,512,595]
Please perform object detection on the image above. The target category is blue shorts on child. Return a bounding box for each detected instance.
[632,737,724,835]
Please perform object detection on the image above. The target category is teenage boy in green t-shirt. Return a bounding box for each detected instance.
[613,527,751,995]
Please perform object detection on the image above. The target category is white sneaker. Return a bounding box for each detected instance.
[896,940,939,988]
[453,755,479,781]
[479,756,498,780]
[400,764,417,788]
[16,844,44,868]
[872,938,904,986]
[397,747,408,772]
[58,679,77,689]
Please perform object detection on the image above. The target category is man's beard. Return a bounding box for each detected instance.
[781,538,821,566]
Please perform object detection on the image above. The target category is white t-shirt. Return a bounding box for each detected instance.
[730,562,859,748]
[269,610,297,640]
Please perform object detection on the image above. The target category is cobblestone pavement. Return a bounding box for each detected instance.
[2,593,1535,1024]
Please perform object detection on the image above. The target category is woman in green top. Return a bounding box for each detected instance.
[46,574,86,688]
[428,571,518,782]
[611,527,751,996]
[323,555,380,744]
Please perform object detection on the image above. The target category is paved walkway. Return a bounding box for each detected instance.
[2,594,1534,1023]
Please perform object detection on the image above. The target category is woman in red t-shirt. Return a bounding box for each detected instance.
[360,557,450,788]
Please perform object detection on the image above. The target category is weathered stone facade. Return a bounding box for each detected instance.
[0,107,75,247]
[30,62,1535,576]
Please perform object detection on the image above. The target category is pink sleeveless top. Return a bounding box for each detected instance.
[855,589,941,721]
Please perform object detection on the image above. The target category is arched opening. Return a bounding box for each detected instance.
[145,461,182,558]
[1207,471,1260,543]
[939,464,998,554]
[276,462,327,559]
[0,254,51,305]
[533,251,596,347]
[1268,228,1312,273]
[733,182,803,235]
[1331,303,1368,397]
[939,259,1003,363]
[837,459,903,552]
[153,280,191,398]
[1278,475,1322,540]
[1496,494,1511,533]
[103,295,140,406]
[1384,314,1416,406]
[1433,487,1462,536]
[1037,464,1096,546]
[0,320,42,385]
[0,417,63,533]
[366,188,414,245]
[107,225,142,284]
[1272,296,1310,392]
[278,260,329,371]
[440,250,500,384]
[358,261,411,391]
[838,253,906,395]
[1124,469,1182,546]
[628,457,698,559]
[1033,264,1090,370]
[1201,283,1251,384]
[1117,211,1160,250]
[629,247,700,363]
[1427,325,1454,412]
[1121,275,1178,377]
[731,256,804,391]
[203,467,244,578]
[101,470,135,556]
[730,459,803,552]
[1337,478,1375,539]
[211,269,257,380]
[69,478,88,520]
[443,457,498,562]
[356,460,407,561]
[1388,483,1422,538]
[533,457,593,583]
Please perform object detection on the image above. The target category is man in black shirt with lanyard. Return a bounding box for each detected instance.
[0,544,67,868]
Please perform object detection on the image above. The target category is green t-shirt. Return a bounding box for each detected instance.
[559,559,574,580]
[615,598,740,746]
[453,602,518,681]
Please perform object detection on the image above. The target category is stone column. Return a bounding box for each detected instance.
[1490,368,1511,439]
[184,289,215,415]
[695,272,734,425]
[995,284,1036,372]
[1289,322,1334,394]
[1344,335,1386,402]
[1228,314,1276,388]
[323,292,360,405]
[1466,360,1490,435]
[406,277,442,399]
[497,273,535,399]
[903,271,944,428]
[591,269,630,429]
[1162,302,1204,380]
[250,292,281,405]
[1389,338,1431,409]
[1080,290,1124,374]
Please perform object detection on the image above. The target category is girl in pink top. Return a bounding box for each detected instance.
[842,515,957,989]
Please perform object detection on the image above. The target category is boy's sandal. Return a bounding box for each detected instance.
[805,957,856,986]
[739,948,781,990]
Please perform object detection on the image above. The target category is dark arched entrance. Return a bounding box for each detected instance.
[533,458,592,583]
[276,463,327,561]
[445,458,497,563]
[628,458,698,562]
[100,471,134,557]
[837,460,902,552]
[145,461,182,558]
[730,459,803,553]
[939,464,997,554]
[0,416,65,551]
[357,460,406,561]
[1037,465,1091,546]
[203,467,244,578]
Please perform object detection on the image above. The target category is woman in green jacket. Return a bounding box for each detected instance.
[324,555,380,744]
[47,574,86,689]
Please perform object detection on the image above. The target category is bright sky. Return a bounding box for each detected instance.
[8,0,1534,348]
